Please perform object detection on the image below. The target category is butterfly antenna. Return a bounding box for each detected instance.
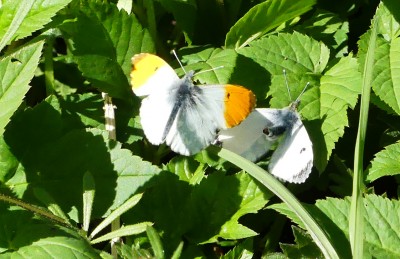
[283,69,292,101]
[194,65,224,76]
[172,49,187,74]
[295,82,310,103]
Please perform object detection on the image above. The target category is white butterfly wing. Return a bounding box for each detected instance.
[218,108,283,162]
[268,111,313,183]
[139,88,178,145]
[131,53,255,155]
[165,85,255,155]
[131,53,180,97]
[166,88,222,155]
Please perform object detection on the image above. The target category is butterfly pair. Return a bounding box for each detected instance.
[130,53,313,183]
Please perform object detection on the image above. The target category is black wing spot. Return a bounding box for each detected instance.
[226,93,231,99]
[300,147,306,153]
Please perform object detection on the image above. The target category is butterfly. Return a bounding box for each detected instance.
[130,53,256,156]
[217,79,313,183]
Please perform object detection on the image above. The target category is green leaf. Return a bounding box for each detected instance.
[2,99,161,221]
[126,171,271,253]
[280,226,323,258]
[0,0,71,51]
[83,171,96,232]
[238,32,330,76]
[50,93,105,129]
[147,225,165,259]
[225,0,316,49]
[33,187,70,223]
[366,141,400,182]
[165,156,204,183]
[216,147,340,259]
[271,195,400,258]
[190,172,272,243]
[90,193,144,239]
[90,222,152,244]
[179,46,270,102]
[0,40,44,136]
[317,55,361,171]
[0,209,99,258]
[294,9,349,56]
[60,1,155,99]
[158,0,197,43]
[357,2,400,115]
[221,238,253,259]
[240,32,361,171]
[180,47,239,84]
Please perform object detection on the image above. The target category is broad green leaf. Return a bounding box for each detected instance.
[2,99,161,221]
[240,32,360,171]
[358,2,400,115]
[165,156,203,183]
[0,41,44,136]
[271,195,400,258]
[294,9,349,57]
[0,137,19,183]
[280,226,323,258]
[0,209,99,258]
[0,0,71,51]
[50,93,105,129]
[60,1,155,99]
[375,1,400,41]
[366,141,400,182]
[180,47,239,84]
[317,56,361,170]
[126,171,271,254]
[158,0,197,43]
[189,172,272,243]
[225,0,316,49]
[180,46,270,102]
[238,32,330,76]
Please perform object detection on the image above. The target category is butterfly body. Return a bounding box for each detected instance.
[131,53,256,156]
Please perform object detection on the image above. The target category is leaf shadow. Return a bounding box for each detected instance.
[124,170,244,256]
[230,54,272,106]
[3,102,119,222]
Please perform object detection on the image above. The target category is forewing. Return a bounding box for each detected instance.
[268,113,313,183]
[131,53,179,96]
[140,90,176,145]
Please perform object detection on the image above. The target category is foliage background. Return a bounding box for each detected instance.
[1,0,400,258]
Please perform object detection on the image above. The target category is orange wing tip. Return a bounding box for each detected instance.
[130,53,167,92]
[224,85,256,128]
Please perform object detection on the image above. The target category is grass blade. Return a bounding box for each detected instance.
[90,222,153,244]
[89,192,143,239]
[349,15,377,258]
[215,146,339,258]
[146,225,164,259]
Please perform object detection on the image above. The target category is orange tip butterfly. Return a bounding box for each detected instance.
[130,53,256,156]
[218,74,313,183]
